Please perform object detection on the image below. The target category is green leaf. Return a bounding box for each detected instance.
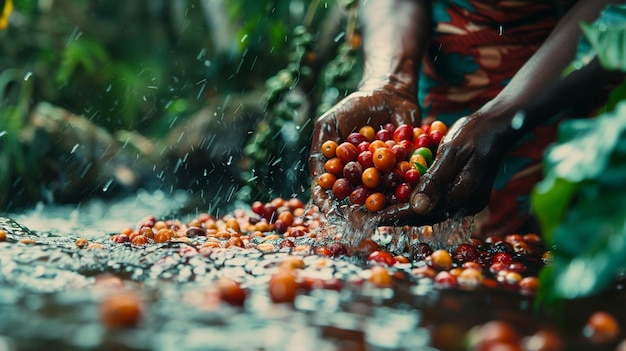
[533,101,626,301]
[56,39,110,84]
[579,4,626,72]
[603,79,626,114]
[531,177,577,244]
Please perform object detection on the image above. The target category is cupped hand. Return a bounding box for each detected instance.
[308,88,421,220]
[379,114,509,227]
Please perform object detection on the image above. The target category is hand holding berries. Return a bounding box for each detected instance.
[316,121,447,213]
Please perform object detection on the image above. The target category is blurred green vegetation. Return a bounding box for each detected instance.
[0,0,364,209]
[532,4,626,304]
[0,0,301,134]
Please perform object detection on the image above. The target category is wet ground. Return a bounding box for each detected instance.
[1,190,626,351]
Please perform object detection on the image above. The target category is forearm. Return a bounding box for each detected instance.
[514,58,622,139]
[358,0,431,96]
[477,0,623,147]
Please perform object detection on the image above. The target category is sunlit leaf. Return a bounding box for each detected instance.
[531,177,577,244]
[56,39,110,84]
[579,4,626,71]
[534,101,626,301]
[603,79,626,114]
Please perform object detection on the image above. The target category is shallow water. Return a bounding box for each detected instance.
[1,191,626,351]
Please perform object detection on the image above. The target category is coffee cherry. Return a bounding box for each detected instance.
[100,292,143,329]
[368,250,396,266]
[335,142,359,163]
[343,161,364,185]
[383,169,404,189]
[394,183,412,203]
[216,278,247,306]
[365,192,386,212]
[429,250,453,270]
[584,311,620,343]
[268,271,299,303]
[393,124,414,142]
[375,128,393,141]
[369,266,392,287]
[349,186,371,205]
[346,132,368,146]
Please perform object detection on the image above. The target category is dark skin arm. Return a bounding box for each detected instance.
[381,0,625,226]
[381,56,623,226]
[308,0,430,217]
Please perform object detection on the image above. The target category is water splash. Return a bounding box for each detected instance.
[314,201,474,256]
[430,213,474,249]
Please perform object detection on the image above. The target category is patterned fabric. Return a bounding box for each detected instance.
[418,0,575,236]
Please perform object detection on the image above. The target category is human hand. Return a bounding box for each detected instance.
[308,87,421,220]
[379,114,509,226]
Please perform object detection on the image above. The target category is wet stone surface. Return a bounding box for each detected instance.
[1,202,626,351]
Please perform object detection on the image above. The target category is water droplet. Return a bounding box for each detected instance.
[334,32,345,43]
[70,144,80,154]
[511,111,525,130]
[196,48,207,60]
[271,157,282,166]
[197,82,207,99]
[102,179,114,192]
[24,72,33,81]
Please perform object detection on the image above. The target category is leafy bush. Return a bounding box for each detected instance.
[532,4,626,302]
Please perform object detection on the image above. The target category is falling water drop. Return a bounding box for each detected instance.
[196,48,207,60]
[511,111,525,130]
[271,157,282,166]
[24,72,33,81]
[70,144,80,154]
[334,32,345,43]
[102,179,114,192]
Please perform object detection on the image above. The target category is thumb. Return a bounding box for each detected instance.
[410,153,457,215]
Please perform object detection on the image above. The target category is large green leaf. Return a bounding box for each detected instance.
[533,101,626,300]
[579,4,626,71]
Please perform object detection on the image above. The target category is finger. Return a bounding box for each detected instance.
[410,145,460,215]
[378,202,415,225]
[310,180,334,215]
[378,202,447,227]
[443,164,492,216]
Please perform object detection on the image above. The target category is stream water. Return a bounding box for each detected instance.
[0,191,625,351]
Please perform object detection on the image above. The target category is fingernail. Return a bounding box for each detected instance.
[412,193,431,214]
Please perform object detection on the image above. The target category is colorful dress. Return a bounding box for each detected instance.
[418,0,576,236]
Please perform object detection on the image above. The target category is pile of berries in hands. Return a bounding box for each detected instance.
[317,121,448,212]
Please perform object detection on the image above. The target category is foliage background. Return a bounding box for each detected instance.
[0,0,362,210]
